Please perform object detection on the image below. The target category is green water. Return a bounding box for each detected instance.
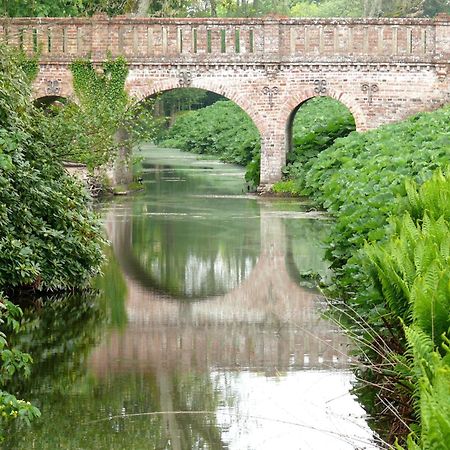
[4,147,378,449]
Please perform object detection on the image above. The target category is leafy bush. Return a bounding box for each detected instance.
[286,96,356,174]
[332,169,450,445]
[0,42,105,291]
[0,295,41,431]
[271,179,304,196]
[42,57,156,171]
[284,101,449,444]
[296,105,450,282]
[400,327,450,450]
[366,171,450,449]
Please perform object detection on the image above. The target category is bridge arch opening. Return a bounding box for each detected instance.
[33,95,70,112]
[285,96,356,172]
[133,86,262,187]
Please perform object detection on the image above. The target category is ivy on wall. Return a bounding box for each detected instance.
[43,56,131,169]
[44,55,155,171]
[70,55,128,110]
[17,50,39,83]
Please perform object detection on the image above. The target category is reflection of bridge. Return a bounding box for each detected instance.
[89,202,352,376]
[2,16,449,185]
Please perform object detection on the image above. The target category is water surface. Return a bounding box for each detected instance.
[5,146,378,449]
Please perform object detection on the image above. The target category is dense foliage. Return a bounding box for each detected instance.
[54,57,128,168]
[42,56,155,173]
[362,172,450,449]
[0,42,106,432]
[274,96,355,193]
[1,0,135,17]
[160,100,261,184]
[0,43,105,291]
[294,105,450,281]
[160,96,355,187]
[3,0,448,18]
[153,88,224,136]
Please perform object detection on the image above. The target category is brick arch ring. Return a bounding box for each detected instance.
[128,77,267,139]
[279,87,369,133]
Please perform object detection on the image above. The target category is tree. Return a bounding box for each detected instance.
[1,0,135,17]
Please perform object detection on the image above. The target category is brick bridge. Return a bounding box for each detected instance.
[1,15,449,185]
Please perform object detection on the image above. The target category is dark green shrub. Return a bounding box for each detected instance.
[0,43,105,291]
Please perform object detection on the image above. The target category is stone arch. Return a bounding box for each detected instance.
[127,77,266,138]
[281,88,367,161]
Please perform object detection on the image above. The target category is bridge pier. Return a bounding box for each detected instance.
[111,128,133,186]
[259,127,286,187]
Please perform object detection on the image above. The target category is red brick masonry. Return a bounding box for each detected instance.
[2,15,449,184]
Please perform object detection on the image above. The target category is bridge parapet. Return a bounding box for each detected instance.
[1,16,449,64]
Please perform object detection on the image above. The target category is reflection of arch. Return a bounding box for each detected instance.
[94,202,353,374]
[108,202,311,304]
[128,78,266,138]
[110,204,261,301]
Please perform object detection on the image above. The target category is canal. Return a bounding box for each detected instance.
[5,146,378,449]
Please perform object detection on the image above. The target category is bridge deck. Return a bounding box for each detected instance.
[1,16,449,64]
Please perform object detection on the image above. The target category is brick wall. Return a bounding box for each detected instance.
[1,15,449,185]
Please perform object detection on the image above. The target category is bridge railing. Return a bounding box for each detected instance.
[1,16,449,63]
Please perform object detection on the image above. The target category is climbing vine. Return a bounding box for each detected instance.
[45,55,155,172]
[44,56,130,169]
[16,50,39,83]
[70,55,128,110]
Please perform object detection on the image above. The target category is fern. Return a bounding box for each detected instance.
[402,326,450,449]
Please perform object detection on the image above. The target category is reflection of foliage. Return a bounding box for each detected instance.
[2,291,107,448]
[5,293,106,398]
[4,367,226,449]
[285,218,332,284]
[106,151,262,299]
[95,246,128,330]
[3,372,165,449]
[0,295,41,433]
[170,372,224,448]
